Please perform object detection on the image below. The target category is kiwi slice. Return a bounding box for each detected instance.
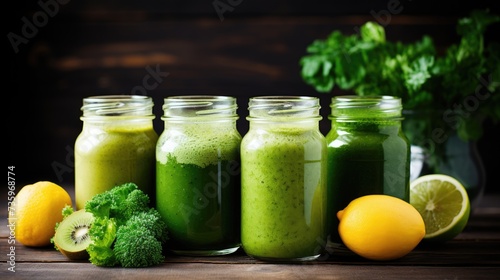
[54,209,94,260]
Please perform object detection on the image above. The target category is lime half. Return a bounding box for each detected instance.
[409,174,471,243]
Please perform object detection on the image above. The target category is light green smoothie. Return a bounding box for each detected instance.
[241,125,327,260]
[75,122,158,210]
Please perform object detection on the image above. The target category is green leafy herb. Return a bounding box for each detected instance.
[300,9,499,142]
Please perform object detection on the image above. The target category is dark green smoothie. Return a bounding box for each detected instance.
[326,96,410,243]
[156,99,241,256]
[156,155,240,252]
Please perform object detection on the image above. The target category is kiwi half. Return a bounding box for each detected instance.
[54,209,94,260]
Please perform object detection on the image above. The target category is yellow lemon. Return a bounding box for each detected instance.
[9,181,73,247]
[337,194,425,261]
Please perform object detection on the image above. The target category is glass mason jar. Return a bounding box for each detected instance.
[156,95,242,256]
[74,95,158,210]
[326,95,410,243]
[241,96,328,262]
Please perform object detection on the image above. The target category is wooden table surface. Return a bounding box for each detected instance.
[1,188,499,280]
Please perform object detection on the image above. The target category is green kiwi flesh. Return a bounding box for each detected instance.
[54,209,94,260]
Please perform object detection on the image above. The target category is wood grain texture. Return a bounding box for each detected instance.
[1,262,500,280]
[1,197,499,279]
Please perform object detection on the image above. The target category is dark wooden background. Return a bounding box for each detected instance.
[5,1,500,195]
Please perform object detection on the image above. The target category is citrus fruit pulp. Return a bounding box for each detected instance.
[409,174,470,243]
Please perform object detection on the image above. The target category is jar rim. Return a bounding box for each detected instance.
[83,95,151,101]
[249,95,318,101]
[81,95,154,119]
[330,95,402,120]
[162,95,238,120]
[164,95,235,101]
[247,96,321,121]
[331,95,401,108]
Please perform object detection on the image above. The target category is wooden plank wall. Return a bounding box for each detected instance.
[5,1,500,195]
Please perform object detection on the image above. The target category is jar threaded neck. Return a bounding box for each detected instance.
[162,95,238,120]
[330,95,403,121]
[247,96,321,122]
[81,95,154,120]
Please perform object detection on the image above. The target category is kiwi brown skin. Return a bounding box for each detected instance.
[56,243,90,260]
[54,209,94,260]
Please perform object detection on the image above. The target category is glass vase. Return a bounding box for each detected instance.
[403,110,486,210]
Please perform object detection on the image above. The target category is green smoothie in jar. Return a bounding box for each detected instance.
[75,95,158,210]
[156,96,241,256]
[241,96,327,262]
[326,95,410,243]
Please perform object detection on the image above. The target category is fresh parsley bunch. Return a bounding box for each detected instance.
[300,9,499,142]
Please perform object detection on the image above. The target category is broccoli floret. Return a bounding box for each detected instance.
[114,229,164,268]
[83,183,168,268]
[114,215,166,268]
[85,182,149,226]
[123,209,169,244]
[113,209,168,267]
[113,188,150,225]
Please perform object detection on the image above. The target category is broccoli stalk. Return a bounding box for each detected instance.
[84,183,168,268]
